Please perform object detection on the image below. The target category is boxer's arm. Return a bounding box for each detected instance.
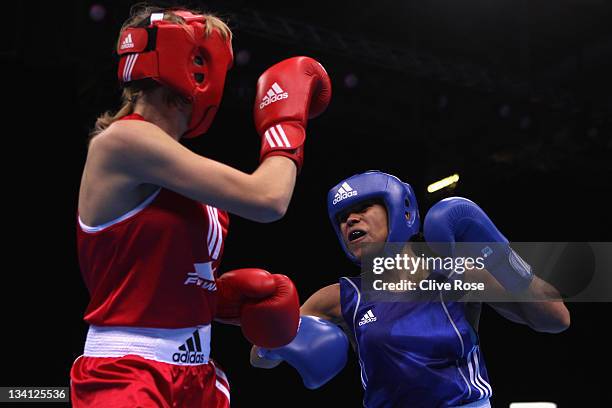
[489,279,570,334]
[299,283,354,347]
[467,268,570,333]
[300,284,343,324]
[94,121,296,223]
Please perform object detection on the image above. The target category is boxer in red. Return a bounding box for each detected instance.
[71,4,331,407]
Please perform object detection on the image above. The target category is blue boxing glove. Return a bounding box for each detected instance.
[258,315,349,389]
[424,197,534,292]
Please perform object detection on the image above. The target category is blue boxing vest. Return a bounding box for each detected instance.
[340,276,492,408]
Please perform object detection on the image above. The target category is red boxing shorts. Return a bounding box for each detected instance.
[70,325,230,408]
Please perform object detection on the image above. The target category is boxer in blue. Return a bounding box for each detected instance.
[252,170,570,408]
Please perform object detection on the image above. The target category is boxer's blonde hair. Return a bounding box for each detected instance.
[90,5,232,138]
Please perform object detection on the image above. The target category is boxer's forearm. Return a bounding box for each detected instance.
[487,277,570,333]
[516,277,570,333]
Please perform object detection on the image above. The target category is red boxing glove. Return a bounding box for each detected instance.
[253,56,332,172]
[215,268,300,348]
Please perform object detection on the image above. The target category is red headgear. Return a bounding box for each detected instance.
[117,10,233,138]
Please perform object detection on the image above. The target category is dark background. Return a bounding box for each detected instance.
[5,0,611,406]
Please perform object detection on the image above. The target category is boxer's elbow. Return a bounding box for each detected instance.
[266,200,289,222]
[232,200,283,223]
[253,193,289,223]
[531,306,571,333]
[249,202,286,223]
[547,310,571,333]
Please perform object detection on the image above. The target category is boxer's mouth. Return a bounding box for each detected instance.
[349,229,367,242]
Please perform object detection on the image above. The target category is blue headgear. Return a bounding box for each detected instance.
[327,170,420,264]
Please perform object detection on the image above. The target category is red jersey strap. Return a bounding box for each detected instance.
[120,113,146,121]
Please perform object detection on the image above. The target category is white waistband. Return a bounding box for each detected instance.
[84,325,211,365]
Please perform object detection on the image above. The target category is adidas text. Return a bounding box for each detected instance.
[259,92,288,109]
[172,351,206,364]
[359,316,377,326]
[333,190,358,205]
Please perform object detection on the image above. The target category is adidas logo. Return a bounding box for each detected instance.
[358,309,377,326]
[172,330,207,364]
[120,34,134,50]
[263,124,292,149]
[259,82,289,109]
[332,182,358,205]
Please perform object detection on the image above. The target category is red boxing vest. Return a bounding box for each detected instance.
[77,188,229,328]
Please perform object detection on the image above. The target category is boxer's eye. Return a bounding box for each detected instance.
[194,55,204,66]
[338,203,373,224]
[337,212,349,224]
[354,201,375,214]
[337,202,374,224]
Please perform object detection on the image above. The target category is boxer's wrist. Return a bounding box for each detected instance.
[259,122,305,171]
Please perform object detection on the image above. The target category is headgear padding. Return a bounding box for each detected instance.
[117,10,233,138]
[327,171,420,264]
